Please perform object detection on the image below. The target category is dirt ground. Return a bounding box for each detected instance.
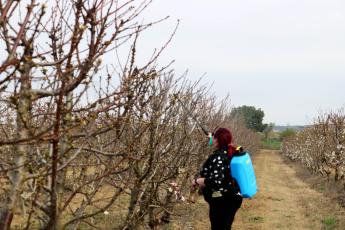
[172,150,345,230]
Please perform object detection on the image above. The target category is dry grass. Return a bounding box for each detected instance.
[282,155,345,209]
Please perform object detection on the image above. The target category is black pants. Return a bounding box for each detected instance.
[208,194,243,230]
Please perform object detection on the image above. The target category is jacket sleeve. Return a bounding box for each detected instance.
[204,154,227,191]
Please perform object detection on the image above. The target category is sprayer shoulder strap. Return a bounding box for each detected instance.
[227,154,242,193]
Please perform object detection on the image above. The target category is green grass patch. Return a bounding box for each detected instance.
[261,139,282,150]
[323,216,337,230]
[248,216,264,223]
[317,184,326,192]
[275,223,284,228]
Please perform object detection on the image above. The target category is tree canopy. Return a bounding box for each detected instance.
[231,105,267,132]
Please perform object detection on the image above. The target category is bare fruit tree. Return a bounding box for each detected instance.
[0,1,260,229]
[282,110,345,191]
[0,0,173,228]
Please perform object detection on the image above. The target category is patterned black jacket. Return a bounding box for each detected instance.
[200,147,239,202]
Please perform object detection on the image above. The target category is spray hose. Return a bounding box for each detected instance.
[175,96,210,136]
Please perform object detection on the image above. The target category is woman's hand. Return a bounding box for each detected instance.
[192,177,205,187]
[197,178,205,187]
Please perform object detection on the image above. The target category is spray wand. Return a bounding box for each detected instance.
[172,93,214,202]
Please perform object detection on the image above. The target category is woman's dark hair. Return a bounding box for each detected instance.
[213,128,233,149]
[213,128,238,156]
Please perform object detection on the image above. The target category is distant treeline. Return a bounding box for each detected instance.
[273,125,310,132]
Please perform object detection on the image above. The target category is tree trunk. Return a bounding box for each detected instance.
[0,61,32,230]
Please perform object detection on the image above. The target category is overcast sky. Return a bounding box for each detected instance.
[132,0,345,125]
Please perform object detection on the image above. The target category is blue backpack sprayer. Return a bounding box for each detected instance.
[176,96,257,198]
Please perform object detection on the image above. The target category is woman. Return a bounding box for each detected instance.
[192,128,243,230]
